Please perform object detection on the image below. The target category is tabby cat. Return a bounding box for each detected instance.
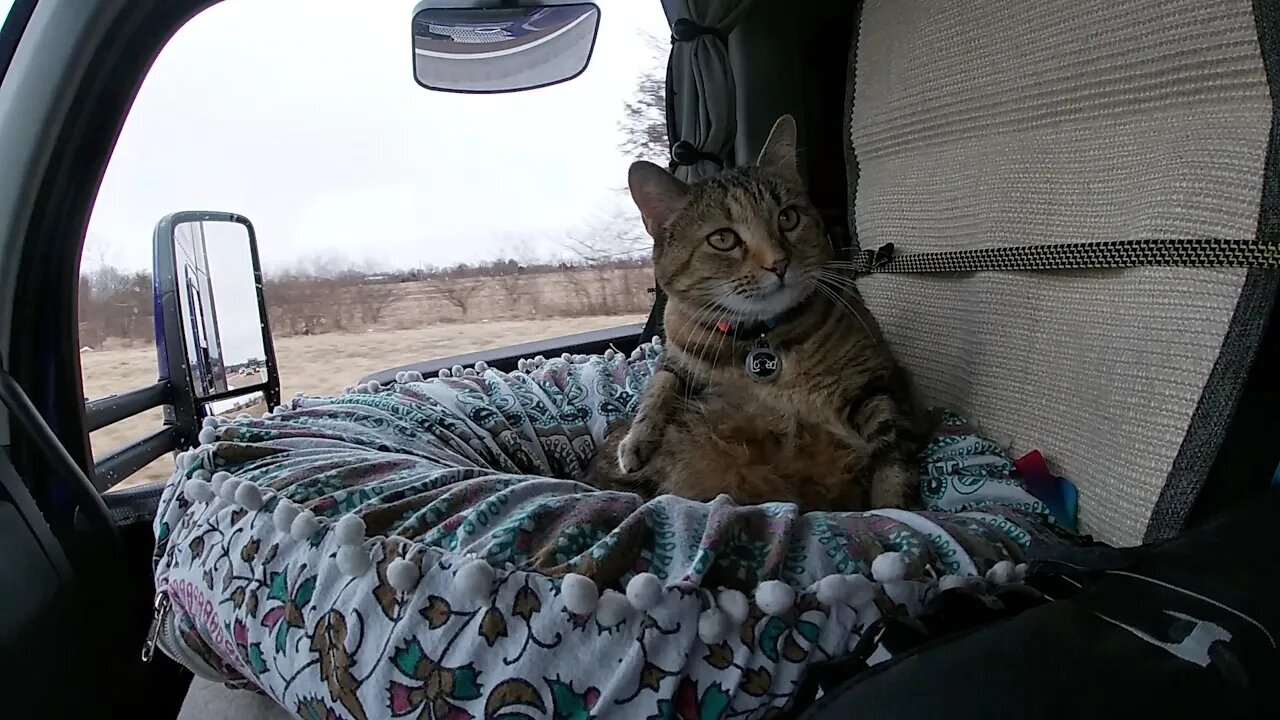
[589,115,930,511]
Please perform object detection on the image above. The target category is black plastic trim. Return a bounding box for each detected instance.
[0,0,38,77]
[0,450,72,581]
[93,427,177,491]
[362,322,645,385]
[84,380,169,432]
[0,361,118,539]
[1177,0,1280,531]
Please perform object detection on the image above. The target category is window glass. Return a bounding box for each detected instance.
[82,0,668,491]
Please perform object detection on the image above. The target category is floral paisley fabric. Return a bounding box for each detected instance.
[153,342,1069,719]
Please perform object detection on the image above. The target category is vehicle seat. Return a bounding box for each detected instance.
[843,0,1278,545]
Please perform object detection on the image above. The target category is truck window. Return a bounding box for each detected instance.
[81,0,668,491]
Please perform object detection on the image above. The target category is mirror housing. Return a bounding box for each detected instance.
[153,212,281,441]
[411,0,600,93]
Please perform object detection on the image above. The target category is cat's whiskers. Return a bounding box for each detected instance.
[668,291,728,352]
[684,302,732,405]
[811,275,876,339]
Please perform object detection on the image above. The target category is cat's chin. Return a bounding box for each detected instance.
[720,284,811,322]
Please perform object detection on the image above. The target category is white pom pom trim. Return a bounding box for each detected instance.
[755,580,795,616]
[197,427,217,445]
[985,560,1017,586]
[451,365,464,377]
[184,479,214,503]
[234,482,264,510]
[816,574,854,606]
[472,362,488,373]
[561,573,599,615]
[219,478,244,503]
[337,545,371,576]
[871,551,909,583]
[455,558,496,604]
[717,589,749,624]
[837,573,878,606]
[209,471,230,494]
[625,573,663,612]
[201,416,221,429]
[1014,563,1028,582]
[596,590,630,627]
[273,500,300,532]
[367,380,382,393]
[698,607,732,644]
[387,558,421,592]
[290,510,321,541]
[334,514,367,546]
[437,369,451,379]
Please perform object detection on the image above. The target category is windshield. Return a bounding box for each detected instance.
[81,0,669,489]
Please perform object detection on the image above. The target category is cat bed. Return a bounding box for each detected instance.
[152,340,1076,719]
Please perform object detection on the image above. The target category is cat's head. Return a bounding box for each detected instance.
[628,114,831,322]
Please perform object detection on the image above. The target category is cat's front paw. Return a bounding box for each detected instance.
[870,463,916,509]
[617,431,654,474]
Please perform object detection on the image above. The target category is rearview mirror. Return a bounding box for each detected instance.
[153,212,280,431]
[411,2,600,93]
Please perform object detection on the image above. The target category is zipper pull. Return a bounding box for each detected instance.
[141,592,172,663]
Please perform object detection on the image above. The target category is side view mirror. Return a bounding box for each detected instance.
[411,1,600,93]
[153,212,280,439]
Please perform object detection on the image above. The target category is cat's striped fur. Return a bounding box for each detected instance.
[589,115,931,511]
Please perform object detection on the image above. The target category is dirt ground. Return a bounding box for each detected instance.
[85,314,645,491]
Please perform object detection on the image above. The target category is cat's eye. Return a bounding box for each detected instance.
[778,206,801,232]
[706,229,742,251]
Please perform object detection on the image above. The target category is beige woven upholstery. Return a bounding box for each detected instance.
[847,0,1275,545]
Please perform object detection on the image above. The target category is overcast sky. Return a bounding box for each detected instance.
[71,0,667,274]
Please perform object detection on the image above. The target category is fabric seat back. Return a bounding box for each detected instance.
[846,0,1279,545]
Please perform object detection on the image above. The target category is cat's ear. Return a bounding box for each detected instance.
[628,161,690,238]
[756,114,800,182]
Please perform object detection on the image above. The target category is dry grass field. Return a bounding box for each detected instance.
[86,314,645,491]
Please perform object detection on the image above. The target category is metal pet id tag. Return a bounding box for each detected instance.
[745,339,781,383]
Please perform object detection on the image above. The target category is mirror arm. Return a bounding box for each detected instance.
[84,380,170,433]
[92,427,179,492]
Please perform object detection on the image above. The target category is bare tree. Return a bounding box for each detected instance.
[434,278,480,316]
[494,272,527,313]
[353,283,397,325]
[619,32,670,163]
[563,200,654,263]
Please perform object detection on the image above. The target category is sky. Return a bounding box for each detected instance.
[74,0,668,274]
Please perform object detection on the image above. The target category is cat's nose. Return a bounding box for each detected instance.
[762,258,789,280]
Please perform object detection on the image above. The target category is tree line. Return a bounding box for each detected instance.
[78,257,654,348]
